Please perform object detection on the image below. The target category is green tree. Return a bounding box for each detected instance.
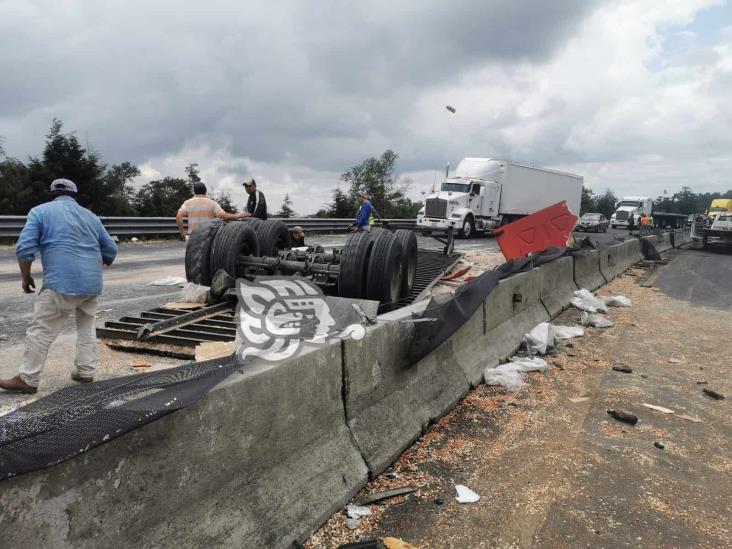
[326,187,356,218]
[185,162,202,184]
[276,193,295,218]
[215,192,238,213]
[0,157,32,214]
[580,186,595,215]
[133,177,191,216]
[594,189,618,218]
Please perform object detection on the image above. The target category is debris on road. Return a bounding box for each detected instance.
[148,276,187,286]
[568,396,590,404]
[654,442,665,449]
[612,365,633,373]
[455,484,480,503]
[483,357,548,390]
[180,282,209,303]
[603,295,632,307]
[581,312,614,328]
[346,505,373,519]
[524,323,555,354]
[668,358,682,364]
[607,410,639,425]
[571,289,608,313]
[702,388,725,400]
[357,487,417,506]
[162,301,202,310]
[675,414,702,423]
[553,325,585,340]
[130,360,152,368]
[383,537,420,549]
[642,403,675,414]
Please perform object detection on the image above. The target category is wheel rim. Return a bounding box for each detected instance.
[463,220,471,236]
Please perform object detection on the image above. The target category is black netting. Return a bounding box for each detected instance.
[0,355,243,480]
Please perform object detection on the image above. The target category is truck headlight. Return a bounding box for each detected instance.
[450,213,461,218]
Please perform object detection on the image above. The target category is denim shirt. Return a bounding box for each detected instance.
[15,196,118,296]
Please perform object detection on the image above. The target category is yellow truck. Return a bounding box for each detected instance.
[708,198,732,219]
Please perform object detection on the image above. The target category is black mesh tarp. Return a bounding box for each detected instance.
[0,355,243,480]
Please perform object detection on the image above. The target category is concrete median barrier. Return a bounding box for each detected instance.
[600,239,642,282]
[672,228,692,248]
[573,250,607,291]
[342,303,473,475]
[539,256,578,317]
[641,232,673,259]
[0,342,368,549]
[483,268,550,368]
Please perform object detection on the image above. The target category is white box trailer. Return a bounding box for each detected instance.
[416,158,583,237]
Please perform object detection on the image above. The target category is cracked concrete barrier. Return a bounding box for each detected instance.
[483,268,550,369]
[342,302,474,476]
[641,232,673,259]
[0,342,368,549]
[600,239,642,282]
[573,250,607,291]
[538,256,578,318]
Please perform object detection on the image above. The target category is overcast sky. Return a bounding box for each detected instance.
[1,0,731,214]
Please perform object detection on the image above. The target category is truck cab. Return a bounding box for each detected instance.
[610,196,653,229]
[417,158,503,238]
[708,199,732,220]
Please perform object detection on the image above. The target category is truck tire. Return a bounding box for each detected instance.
[185,218,223,285]
[366,231,403,310]
[338,232,374,298]
[394,229,417,298]
[459,215,475,239]
[241,217,264,232]
[255,219,291,256]
[209,222,259,279]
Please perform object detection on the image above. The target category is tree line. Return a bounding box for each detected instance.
[0,120,237,217]
[580,186,732,218]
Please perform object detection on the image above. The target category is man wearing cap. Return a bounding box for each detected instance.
[352,191,374,232]
[176,182,246,239]
[0,179,118,394]
[242,178,268,220]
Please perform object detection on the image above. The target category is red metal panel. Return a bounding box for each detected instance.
[493,201,578,261]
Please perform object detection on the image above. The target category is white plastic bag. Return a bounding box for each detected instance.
[483,357,548,390]
[553,325,585,339]
[179,282,210,304]
[523,322,556,355]
[604,295,632,307]
[346,504,372,518]
[571,289,608,313]
[455,485,480,503]
[580,312,614,328]
[484,364,526,390]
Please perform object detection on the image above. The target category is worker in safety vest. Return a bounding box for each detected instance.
[352,190,375,232]
[639,213,650,235]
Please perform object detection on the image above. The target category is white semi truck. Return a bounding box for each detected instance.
[416,158,583,237]
[610,196,653,229]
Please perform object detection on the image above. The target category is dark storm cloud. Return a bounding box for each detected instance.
[0,0,599,169]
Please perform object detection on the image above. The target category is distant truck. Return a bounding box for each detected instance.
[416,158,583,238]
[707,198,732,219]
[610,196,653,229]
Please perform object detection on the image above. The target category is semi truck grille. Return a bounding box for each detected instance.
[616,211,629,221]
[425,198,447,219]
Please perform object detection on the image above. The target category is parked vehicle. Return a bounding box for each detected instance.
[610,196,653,229]
[702,214,732,250]
[576,213,609,232]
[416,158,582,238]
[707,198,732,220]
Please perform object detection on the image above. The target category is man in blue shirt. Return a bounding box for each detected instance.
[0,179,118,394]
[352,190,374,232]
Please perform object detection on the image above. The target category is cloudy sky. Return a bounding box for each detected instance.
[1,0,731,214]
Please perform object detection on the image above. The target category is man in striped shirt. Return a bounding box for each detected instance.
[176,183,245,239]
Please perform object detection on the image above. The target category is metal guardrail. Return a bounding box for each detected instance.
[0,216,416,238]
